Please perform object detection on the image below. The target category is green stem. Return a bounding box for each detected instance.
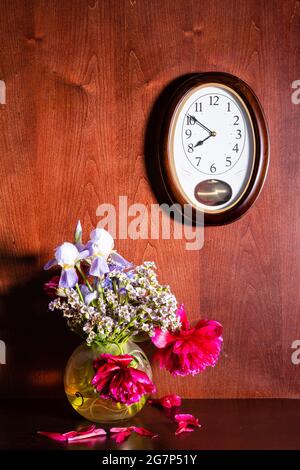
[114,320,135,343]
[76,264,93,292]
[75,283,84,302]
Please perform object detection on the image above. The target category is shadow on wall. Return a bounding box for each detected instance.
[0,252,156,400]
[0,252,79,400]
[144,73,198,216]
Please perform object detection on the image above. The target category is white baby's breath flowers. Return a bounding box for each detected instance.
[48,261,180,345]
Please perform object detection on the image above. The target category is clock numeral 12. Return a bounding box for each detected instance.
[209,95,219,106]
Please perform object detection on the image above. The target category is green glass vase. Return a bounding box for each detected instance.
[64,341,152,423]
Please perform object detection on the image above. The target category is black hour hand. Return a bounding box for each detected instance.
[194,134,212,147]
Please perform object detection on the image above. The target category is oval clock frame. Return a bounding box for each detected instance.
[159,72,270,226]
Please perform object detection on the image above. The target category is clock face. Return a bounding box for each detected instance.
[169,83,256,213]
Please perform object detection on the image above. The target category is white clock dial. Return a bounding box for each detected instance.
[169,83,255,212]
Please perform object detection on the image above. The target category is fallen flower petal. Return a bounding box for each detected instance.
[174,413,201,435]
[132,426,158,439]
[175,413,200,424]
[68,428,106,442]
[148,394,182,409]
[175,422,196,435]
[110,428,133,444]
[37,425,106,443]
[110,427,132,433]
[110,425,158,444]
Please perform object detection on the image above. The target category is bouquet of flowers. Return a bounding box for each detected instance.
[44,221,223,421]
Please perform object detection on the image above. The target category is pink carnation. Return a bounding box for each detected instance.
[91,353,156,405]
[151,305,223,376]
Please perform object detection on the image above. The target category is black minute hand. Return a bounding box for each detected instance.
[187,114,212,134]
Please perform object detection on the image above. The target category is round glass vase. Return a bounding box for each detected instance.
[64,341,152,423]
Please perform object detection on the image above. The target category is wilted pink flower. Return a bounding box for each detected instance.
[174,413,201,435]
[43,275,60,297]
[110,426,158,443]
[91,353,156,405]
[151,305,223,376]
[148,394,182,408]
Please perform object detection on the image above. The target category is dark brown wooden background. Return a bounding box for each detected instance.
[0,0,299,399]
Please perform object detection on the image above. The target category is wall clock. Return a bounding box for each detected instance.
[160,72,270,225]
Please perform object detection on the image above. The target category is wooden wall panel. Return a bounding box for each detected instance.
[0,0,299,398]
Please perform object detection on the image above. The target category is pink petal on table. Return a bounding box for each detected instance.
[110,429,133,444]
[174,413,201,436]
[110,426,134,433]
[175,422,196,436]
[38,425,106,443]
[132,426,158,439]
[175,413,200,425]
[149,394,182,408]
[76,424,96,433]
[110,426,158,444]
[68,428,106,442]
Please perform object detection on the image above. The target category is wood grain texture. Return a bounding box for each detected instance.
[0,0,299,398]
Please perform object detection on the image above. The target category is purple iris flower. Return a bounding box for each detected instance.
[110,252,132,270]
[44,242,89,288]
[85,228,113,278]
[80,284,97,305]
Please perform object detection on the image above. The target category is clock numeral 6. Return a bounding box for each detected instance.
[210,163,216,173]
[188,143,194,153]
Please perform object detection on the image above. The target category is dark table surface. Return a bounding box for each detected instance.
[0,399,299,450]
